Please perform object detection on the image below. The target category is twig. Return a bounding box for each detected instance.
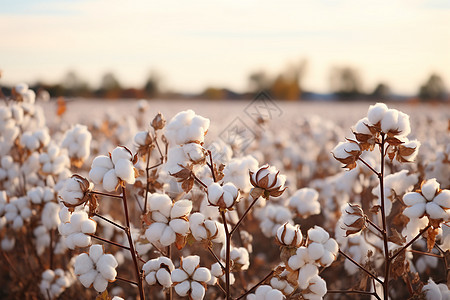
[365,218,384,235]
[221,210,231,300]
[327,289,376,295]
[230,196,260,236]
[88,234,130,251]
[207,150,217,183]
[121,186,145,300]
[94,213,126,231]
[358,157,380,177]
[192,173,208,189]
[116,276,138,286]
[338,249,382,284]
[90,191,122,199]
[390,224,432,261]
[208,246,225,271]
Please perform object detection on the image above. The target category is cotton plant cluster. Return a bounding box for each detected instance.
[1,84,449,300]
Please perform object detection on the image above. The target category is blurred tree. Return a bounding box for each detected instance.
[269,59,307,101]
[201,87,226,100]
[62,71,90,97]
[418,73,447,101]
[143,71,161,98]
[330,66,363,99]
[97,72,121,98]
[371,82,391,100]
[248,70,270,93]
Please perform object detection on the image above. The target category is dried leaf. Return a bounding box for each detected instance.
[391,250,406,279]
[388,228,407,246]
[96,290,109,300]
[370,205,380,214]
[175,234,187,250]
[426,227,439,252]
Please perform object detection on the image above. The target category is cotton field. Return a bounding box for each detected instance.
[0,84,449,300]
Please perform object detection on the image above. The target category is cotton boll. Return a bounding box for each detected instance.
[148,193,172,217]
[403,203,426,219]
[102,169,119,192]
[42,202,60,230]
[367,103,388,125]
[298,264,318,289]
[426,202,447,220]
[145,222,166,242]
[97,255,118,281]
[74,253,94,275]
[114,159,135,184]
[111,147,132,164]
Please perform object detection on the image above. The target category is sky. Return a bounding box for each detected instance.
[0,0,449,95]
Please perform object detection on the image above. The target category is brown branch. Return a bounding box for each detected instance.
[88,234,130,251]
[338,249,382,284]
[390,224,432,261]
[230,196,260,236]
[94,213,126,231]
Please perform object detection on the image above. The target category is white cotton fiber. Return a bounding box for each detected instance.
[367,103,388,125]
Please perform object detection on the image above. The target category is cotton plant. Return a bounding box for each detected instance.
[288,188,321,218]
[189,212,225,244]
[3,196,32,229]
[142,256,175,288]
[89,146,137,192]
[61,124,92,167]
[74,244,118,292]
[58,208,97,249]
[171,255,211,300]
[144,193,192,247]
[39,268,74,300]
[258,204,293,238]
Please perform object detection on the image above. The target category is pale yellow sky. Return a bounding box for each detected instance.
[1,0,449,94]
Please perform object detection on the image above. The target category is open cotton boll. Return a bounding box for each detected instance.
[303,275,327,299]
[174,280,190,296]
[171,269,189,282]
[381,109,400,134]
[97,254,118,280]
[42,202,60,230]
[148,193,172,217]
[114,159,135,184]
[354,117,372,135]
[182,143,206,163]
[332,141,360,159]
[288,188,320,218]
[247,285,284,300]
[367,103,388,125]
[298,263,319,289]
[165,110,210,145]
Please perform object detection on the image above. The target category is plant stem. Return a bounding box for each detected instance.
[327,290,376,295]
[378,134,390,300]
[365,218,384,235]
[207,150,217,182]
[116,276,138,286]
[221,210,231,300]
[390,224,432,261]
[208,246,225,271]
[88,234,130,251]
[121,186,145,300]
[144,147,152,214]
[230,196,260,236]
[90,191,122,199]
[49,229,54,269]
[166,245,173,300]
[236,269,275,300]
[94,213,126,231]
[338,249,382,284]
[358,157,380,177]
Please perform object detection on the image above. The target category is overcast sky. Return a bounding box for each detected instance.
[1,0,449,94]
